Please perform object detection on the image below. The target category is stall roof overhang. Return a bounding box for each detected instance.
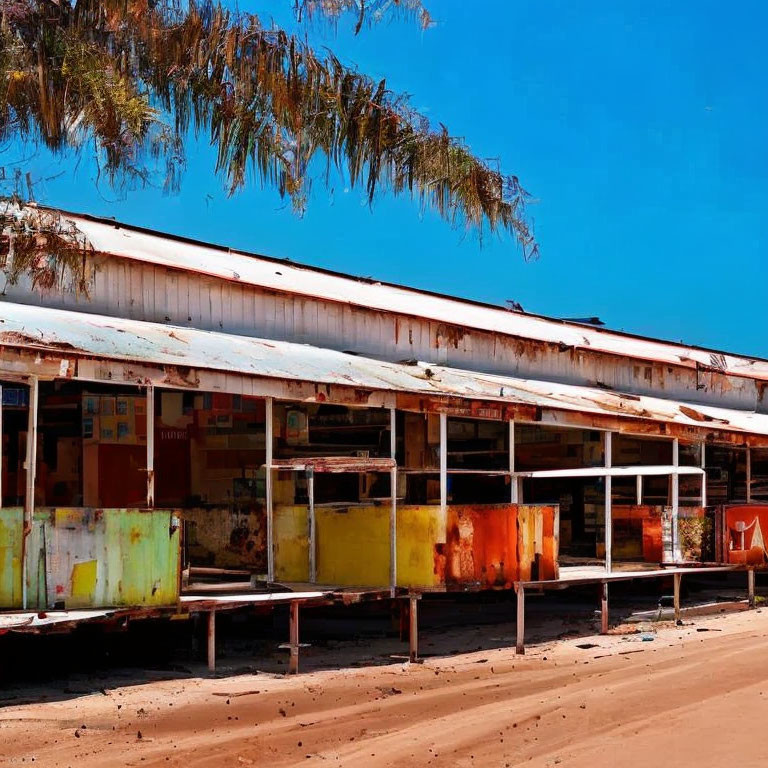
[26,205,768,383]
[2,301,768,441]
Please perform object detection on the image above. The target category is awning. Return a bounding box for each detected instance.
[1,301,767,438]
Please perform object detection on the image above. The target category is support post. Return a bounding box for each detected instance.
[207,610,216,672]
[515,583,525,655]
[673,572,682,624]
[605,432,613,573]
[672,438,680,561]
[22,376,39,611]
[409,594,419,663]
[636,474,643,505]
[146,384,155,508]
[509,420,519,504]
[600,582,609,634]
[439,412,447,525]
[747,447,753,503]
[748,569,756,609]
[307,468,316,583]
[701,443,707,507]
[390,407,397,595]
[289,600,300,674]
[266,397,274,582]
[0,383,3,506]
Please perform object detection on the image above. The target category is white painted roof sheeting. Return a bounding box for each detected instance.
[2,301,768,438]
[47,208,768,382]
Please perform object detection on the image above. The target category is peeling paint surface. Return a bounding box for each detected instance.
[1,301,768,439]
[0,508,23,608]
[183,506,267,572]
[28,508,180,610]
[45,207,768,382]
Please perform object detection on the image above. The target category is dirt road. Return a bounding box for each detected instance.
[1,607,767,767]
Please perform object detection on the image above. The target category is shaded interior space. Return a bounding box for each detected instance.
[155,392,268,584]
[516,424,605,565]
[0,379,30,508]
[33,380,149,509]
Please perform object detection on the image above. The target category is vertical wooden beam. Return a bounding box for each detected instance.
[509,420,519,504]
[515,583,525,655]
[672,438,680,561]
[605,432,613,573]
[600,582,609,634]
[266,396,274,582]
[390,407,397,595]
[289,600,300,674]
[207,610,216,672]
[409,595,419,663]
[673,572,682,624]
[636,474,643,505]
[307,468,316,583]
[146,384,155,508]
[747,447,753,503]
[748,569,756,609]
[22,376,38,611]
[701,443,707,507]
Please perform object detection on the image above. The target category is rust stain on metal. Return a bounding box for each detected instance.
[271,457,395,473]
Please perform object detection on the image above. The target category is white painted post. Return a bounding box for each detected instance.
[22,377,38,610]
[636,474,643,505]
[672,438,680,561]
[390,407,397,594]
[0,383,4,507]
[509,420,519,504]
[146,384,155,508]
[266,396,274,582]
[439,412,447,529]
[605,431,613,573]
[747,447,752,503]
[307,468,316,583]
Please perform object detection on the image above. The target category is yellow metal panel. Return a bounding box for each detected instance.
[69,559,98,606]
[396,505,442,588]
[274,505,310,582]
[315,506,389,587]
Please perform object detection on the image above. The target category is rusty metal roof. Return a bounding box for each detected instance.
[25,205,768,383]
[2,301,768,438]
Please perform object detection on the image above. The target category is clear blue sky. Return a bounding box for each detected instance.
[15,1,768,356]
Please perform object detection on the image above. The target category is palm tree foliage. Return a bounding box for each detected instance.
[0,0,536,256]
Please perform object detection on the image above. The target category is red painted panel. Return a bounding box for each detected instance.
[724,505,768,565]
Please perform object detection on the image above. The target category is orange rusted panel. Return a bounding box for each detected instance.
[446,505,518,588]
[445,504,558,587]
[612,505,664,563]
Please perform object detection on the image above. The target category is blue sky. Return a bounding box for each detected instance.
[14,1,768,355]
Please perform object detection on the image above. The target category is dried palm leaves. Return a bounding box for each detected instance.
[0,1,537,255]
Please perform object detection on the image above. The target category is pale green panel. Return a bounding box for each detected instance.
[0,507,23,609]
[41,508,180,610]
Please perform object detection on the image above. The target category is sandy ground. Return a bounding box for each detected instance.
[1,605,767,767]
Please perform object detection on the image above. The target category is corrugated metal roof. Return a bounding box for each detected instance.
[29,206,768,383]
[2,301,767,438]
